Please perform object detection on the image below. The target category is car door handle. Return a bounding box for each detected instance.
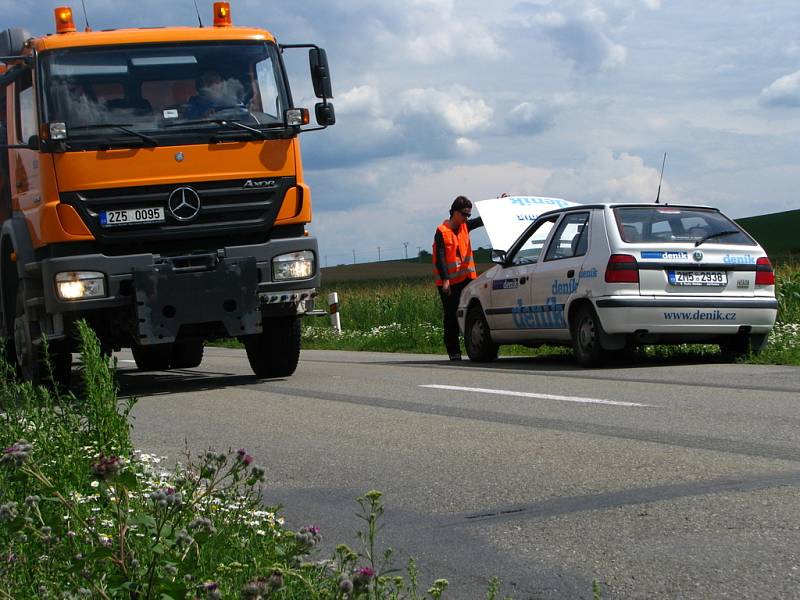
[520,276,527,284]
[567,270,575,278]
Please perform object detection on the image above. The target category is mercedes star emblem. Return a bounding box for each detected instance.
[167,187,201,222]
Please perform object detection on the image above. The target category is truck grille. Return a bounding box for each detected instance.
[61,177,295,252]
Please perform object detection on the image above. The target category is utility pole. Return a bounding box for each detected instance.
[377,246,381,262]
[352,249,356,264]
[403,241,409,259]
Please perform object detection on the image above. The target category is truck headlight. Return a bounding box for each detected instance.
[55,271,106,300]
[272,251,315,281]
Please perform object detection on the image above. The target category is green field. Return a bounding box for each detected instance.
[307,262,800,365]
[736,209,800,262]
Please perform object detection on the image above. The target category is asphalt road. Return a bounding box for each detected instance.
[121,348,800,599]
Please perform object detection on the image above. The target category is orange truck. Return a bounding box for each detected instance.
[0,3,335,386]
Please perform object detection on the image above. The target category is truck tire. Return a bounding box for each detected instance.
[465,305,498,362]
[170,341,204,369]
[244,316,301,378]
[13,283,71,388]
[571,304,605,367]
[131,344,172,371]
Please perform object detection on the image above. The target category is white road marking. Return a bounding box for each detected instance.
[120,360,137,364]
[420,384,649,407]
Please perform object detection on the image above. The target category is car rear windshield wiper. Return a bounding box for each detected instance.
[69,123,159,147]
[695,230,740,247]
[164,118,278,140]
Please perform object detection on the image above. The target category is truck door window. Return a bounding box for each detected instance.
[16,70,36,143]
[254,58,281,118]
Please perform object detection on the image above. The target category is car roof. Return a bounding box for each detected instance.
[536,202,720,220]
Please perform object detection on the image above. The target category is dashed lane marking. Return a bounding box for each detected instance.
[420,384,649,407]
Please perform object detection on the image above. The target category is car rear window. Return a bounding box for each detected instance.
[614,207,756,245]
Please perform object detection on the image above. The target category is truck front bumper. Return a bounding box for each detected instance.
[35,235,320,344]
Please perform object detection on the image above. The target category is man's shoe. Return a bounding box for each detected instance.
[449,354,462,361]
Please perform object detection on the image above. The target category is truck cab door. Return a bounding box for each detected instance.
[529,211,591,338]
[10,68,38,214]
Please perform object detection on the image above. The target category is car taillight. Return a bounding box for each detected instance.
[755,257,775,285]
[605,254,639,283]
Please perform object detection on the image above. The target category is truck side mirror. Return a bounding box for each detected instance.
[309,48,333,99]
[0,28,31,58]
[26,134,39,151]
[314,102,335,127]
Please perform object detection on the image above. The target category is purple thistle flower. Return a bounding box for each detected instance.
[1,440,33,468]
[356,566,375,579]
[90,454,123,480]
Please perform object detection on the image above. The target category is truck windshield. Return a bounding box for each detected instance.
[40,41,289,144]
[614,206,756,246]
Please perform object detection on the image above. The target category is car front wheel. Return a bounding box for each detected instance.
[465,305,498,362]
[571,304,605,367]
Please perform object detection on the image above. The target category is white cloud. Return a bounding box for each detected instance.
[506,94,574,135]
[520,5,628,72]
[759,70,800,108]
[543,149,677,204]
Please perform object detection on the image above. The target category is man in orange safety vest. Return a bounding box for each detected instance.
[432,196,483,360]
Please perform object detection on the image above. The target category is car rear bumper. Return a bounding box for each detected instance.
[595,296,778,334]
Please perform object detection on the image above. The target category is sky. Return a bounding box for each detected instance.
[7,0,800,265]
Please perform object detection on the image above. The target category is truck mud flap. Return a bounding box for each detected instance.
[133,257,261,345]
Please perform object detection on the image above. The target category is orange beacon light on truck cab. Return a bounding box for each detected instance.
[213,2,232,27]
[54,7,77,34]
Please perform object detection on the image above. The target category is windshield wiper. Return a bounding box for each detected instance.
[695,230,740,247]
[164,118,276,140]
[69,123,159,147]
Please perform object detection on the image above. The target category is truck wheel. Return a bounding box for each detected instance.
[571,304,605,367]
[131,344,172,371]
[465,305,498,362]
[13,283,71,388]
[244,316,301,378]
[171,341,204,369]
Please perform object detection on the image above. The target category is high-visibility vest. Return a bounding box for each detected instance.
[432,221,477,286]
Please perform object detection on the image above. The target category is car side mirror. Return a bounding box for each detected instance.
[491,249,507,264]
[309,48,333,99]
[314,102,335,126]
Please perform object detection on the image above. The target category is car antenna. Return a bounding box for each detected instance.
[80,0,92,31]
[655,152,667,204]
[193,0,204,27]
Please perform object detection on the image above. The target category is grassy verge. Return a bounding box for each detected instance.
[1,322,513,599]
[300,264,800,365]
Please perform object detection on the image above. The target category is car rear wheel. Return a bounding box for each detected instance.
[719,332,769,360]
[465,305,498,362]
[571,304,605,367]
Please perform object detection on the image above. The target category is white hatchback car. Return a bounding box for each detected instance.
[457,203,778,366]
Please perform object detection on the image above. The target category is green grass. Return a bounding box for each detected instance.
[302,264,800,366]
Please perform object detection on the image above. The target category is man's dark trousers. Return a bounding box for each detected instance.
[437,280,468,357]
